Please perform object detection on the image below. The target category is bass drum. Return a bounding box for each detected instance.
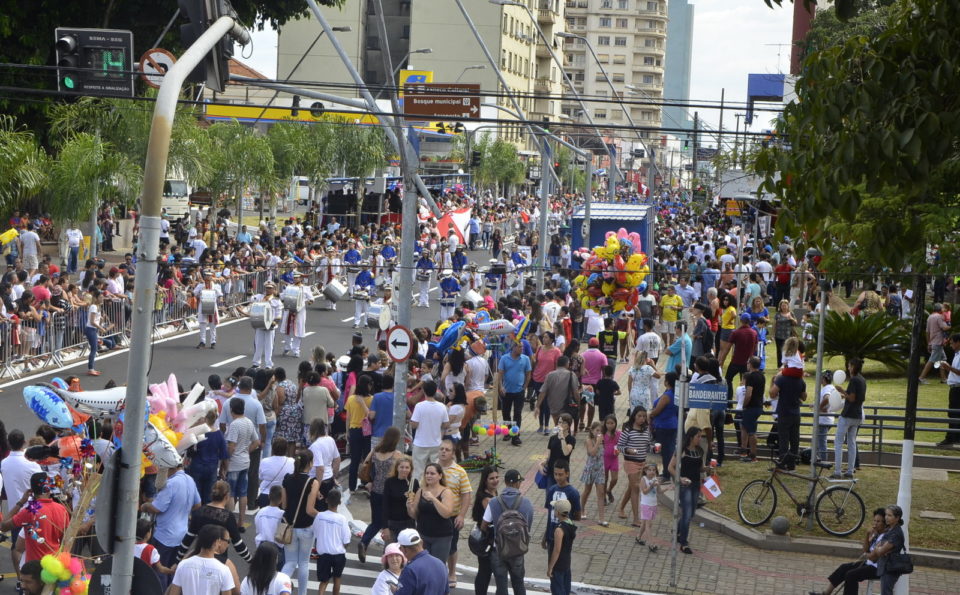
[282,286,305,311]
[199,289,218,316]
[463,289,483,308]
[249,302,274,330]
[322,279,348,303]
[366,302,382,329]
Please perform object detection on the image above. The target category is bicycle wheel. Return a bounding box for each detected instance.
[738,479,777,526]
[815,486,865,536]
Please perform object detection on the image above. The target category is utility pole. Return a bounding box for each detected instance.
[536,137,552,293]
[692,112,699,186]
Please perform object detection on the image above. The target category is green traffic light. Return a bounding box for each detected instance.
[63,76,77,90]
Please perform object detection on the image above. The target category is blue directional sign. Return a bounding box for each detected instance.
[687,383,727,409]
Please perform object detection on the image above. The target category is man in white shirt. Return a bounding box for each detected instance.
[65,225,83,274]
[410,380,449,481]
[225,398,261,525]
[636,318,664,362]
[168,524,235,595]
[307,420,341,510]
[542,291,561,329]
[19,225,41,275]
[312,488,351,595]
[1,429,42,570]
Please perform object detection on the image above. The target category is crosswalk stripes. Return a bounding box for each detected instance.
[300,552,491,594]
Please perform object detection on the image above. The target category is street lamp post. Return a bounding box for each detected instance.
[455,64,486,82]
[391,47,433,80]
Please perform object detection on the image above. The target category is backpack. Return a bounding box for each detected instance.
[494,495,530,559]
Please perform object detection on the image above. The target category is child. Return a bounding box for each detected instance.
[593,365,621,422]
[547,499,577,595]
[754,317,769,371]
[780,336,804,377]
[579,421,608,526]
[816,370,837,462]
[254,485,286,570]
[135,518,177,580]
[313,488,351,595]
[637,463,660,552]
[601,414,621,506]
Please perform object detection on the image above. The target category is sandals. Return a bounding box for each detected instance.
[648,544,659,553]
[635,538,645,545]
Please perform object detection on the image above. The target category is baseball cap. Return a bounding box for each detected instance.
[588,337,599,348]
[504,469,523,484]
[740,312,752,323]
[397,528,422,547]
[550,499,572,515]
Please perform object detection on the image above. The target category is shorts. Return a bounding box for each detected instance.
[658,320,673,335]
[23,254,38,271]
[641,504,658,521]
[741,408,762,435]
[929,343,946,363]
[720,328,733,342]
[623,459,645,476]
[226,469,249,499]
[316,553,346,582]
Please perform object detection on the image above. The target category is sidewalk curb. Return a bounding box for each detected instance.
[657,487,960,571]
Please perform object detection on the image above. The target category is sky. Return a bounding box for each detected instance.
[234,0,796,139]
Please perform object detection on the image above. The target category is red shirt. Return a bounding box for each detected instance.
[11,498,70,561]
[729,326,759,367]
[774,263,793,285]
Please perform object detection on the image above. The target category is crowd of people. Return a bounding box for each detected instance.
[0,188,944,595]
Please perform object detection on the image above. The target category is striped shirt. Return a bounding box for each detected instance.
[442,462,472,516]
[617,426,653,463]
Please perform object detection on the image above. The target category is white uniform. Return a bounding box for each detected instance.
[319,255,342,310]
[193,282,223,346]
[280,284,315,357]
[251,293,282,368]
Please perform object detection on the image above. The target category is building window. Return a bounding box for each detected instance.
[365,36,379,50]
[615,18,628,28]
[644,38,656,47]
[612,73,625,82]
[574,72,584,81]
[614,36,627,46]
[501,49,507,69]
[619,0,629,8]
[647,20,658,29]
[596,89,607,96]
[597,53,609,63]
[598,36,610,46]
[646,1,658,10]
[613,55,625,64]
[641,110,653,121]
[599,17,611,27]
[601,0,612,7]
[643,74,654,84]
[595,109,607,119]
[401,25,410,39]
[611,109,623,120]
[643,56,655,65]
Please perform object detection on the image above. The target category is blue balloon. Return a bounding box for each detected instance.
[475,310,491,324]
[428,321,466,356]
[639,281,648,292]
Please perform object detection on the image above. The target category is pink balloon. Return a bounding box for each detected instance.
[629,233,643,254]
[605,231,616,239]
[617,227,628,239]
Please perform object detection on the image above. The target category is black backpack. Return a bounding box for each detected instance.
[494,495,530,559]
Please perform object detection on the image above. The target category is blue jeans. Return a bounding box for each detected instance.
[281,526,315,595]
[676,483,698,546]
[491,552,526,595]
[225,469,249,499]
[68,246,79,274]
[347,427,370,491]
[549,568,572,595]
[360,491,384,547]
[188,462,219,504]
[84,326,99,370]
[834,417,860,473]
[815,421,833,461]
[653,427,677,482]
[263,419,277,457]
[151,538,180,590]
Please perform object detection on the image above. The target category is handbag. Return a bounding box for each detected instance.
[534,463,549,489]
[886,549,914,575]
[359,396,373,437]
[275,476,313,545]
[468,524,492,556]
[358,453,373,484]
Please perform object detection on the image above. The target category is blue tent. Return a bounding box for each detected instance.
[570,203,656,254]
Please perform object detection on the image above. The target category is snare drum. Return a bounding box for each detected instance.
[353,290,370,301]
[249,302,275,330]
[464,289,483,308]
[416,271,430,282]
[366,302,382,328]
[281,286,305,311]
[199,289,218,316]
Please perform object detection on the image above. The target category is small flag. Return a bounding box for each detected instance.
[701,476,722,500]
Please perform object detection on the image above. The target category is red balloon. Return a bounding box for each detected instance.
[613,255,627,285]
[587,286,604,298]
[627,288,640,309]
[611,288,631,302]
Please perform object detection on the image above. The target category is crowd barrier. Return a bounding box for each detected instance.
[0,263,332,380]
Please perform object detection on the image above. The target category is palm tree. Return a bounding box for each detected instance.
[300,119,339,209]
[0,115,48,212]
[335,121,386,227]
[206,121,275,232]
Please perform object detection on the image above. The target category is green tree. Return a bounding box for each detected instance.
[0,115,48,212]
[300,118,340,206]
[754,0,960,273]
[554,145,585,193]
[484,137,526,197]
[335,121,386,227]
[206,120,274,230]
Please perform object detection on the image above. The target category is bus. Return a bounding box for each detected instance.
[162,177,191,217]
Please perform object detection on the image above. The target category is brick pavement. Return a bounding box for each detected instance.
[348,363,960,594]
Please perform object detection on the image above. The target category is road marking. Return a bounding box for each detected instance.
[304,332,315,337]
[0,316,247,390]
[210,355,244,368]
[341,316,354,322]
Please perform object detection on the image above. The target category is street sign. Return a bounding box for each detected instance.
[725,199,742,217]
[55,27,135,96]
[404,83,481,120]
[139,48,176,89]
[685,383,728,409]
[386,325,416,362]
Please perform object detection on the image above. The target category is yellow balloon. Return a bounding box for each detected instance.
[601,280,616,297]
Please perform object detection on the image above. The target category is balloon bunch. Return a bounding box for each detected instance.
[573,227,650,313]
[471,423,520,437]
[39,553,89,595]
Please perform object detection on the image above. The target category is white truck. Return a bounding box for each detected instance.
[161,168,192,217]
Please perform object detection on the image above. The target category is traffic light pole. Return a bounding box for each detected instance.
[112,16,248,595]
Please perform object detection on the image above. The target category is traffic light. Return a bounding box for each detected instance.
[55,33,81,91]
[54,28,134,96]
[309,101,325,118]
[291,95,300,117]
[179,0,235,93]
[436,122,447,134]
[470,151,482,167]
[553,161,561,174]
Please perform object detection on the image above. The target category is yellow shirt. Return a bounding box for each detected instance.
[345,395,372,429]
[721,306,738,330]
[659,294,683,322]
[442,462,472,516]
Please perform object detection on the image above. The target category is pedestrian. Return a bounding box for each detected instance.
[480,468,533,595]
[579,421,608,525]
[369,374,397,451]
[809,508,887,595]
[300,370,333,431]
[537,358,580,431]
[395,528,449,595]
[383,455,419,543]
[649,372,679,483]
[372,543,406,595]
[496,341,532,438]
[0,472,70,563]
[313,488,352,595]
[358,426,403,563]
[740,356,765,462]
[224,397,261,525]
[139,461,200,589]
[471,466,500,595]
[636,463,660,551]
[83,287,113,376]
[529,331,561,424]
[280,449,320,595]
[543,459,581,554]
[668,426,710,555]
[937,333,960,447]
[410,380,449,481]
[437,438,472,588]
[176,480,253,564]
[167,525,235,595]
[546,499,576,595]
[257,436,295,509]
[833,357,865,478]
[306,418,341,509]
[579,339,606,430]
[593,364,621,422]
[345,374,373,492]
[254,485,287,570]
[240,542,292,595]
[615,406,652,527]
[626,352,658,412]
[769,366,807,470]
[407,462,457,566]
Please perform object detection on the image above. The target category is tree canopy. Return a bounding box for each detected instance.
[755,0,960,273]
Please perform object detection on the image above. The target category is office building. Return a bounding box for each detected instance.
[663,0,693,132]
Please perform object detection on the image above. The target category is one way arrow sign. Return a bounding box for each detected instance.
[386,325,415,363]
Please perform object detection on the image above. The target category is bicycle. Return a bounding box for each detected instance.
[737,458,865,537]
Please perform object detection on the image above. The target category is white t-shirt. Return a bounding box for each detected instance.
[313,509,351,555]
[411,399,449,448]
[172,555,235,595]
[20,231,40,256]
[254,506,286,548]
[86,304,100,329]
[584,308,604,336]
[819,386,836,426]
[66,228,83,248]
[636,331,663,360]
[240,572,292,595]
[1,451,42,505]
[225,417,258,472]
[464,356,489,392]
[308,436,339,481]
[640,476,658,507]
[258,456,294,495]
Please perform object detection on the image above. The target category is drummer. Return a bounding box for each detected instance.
[503,249,520,293]
[250,281,282,369]
[452,244,468,273]
[373,285,397,342]
[280,271,315,358]
[415,249,435,308]
[464,262,482,293]
[484,258,502,301]
[343,238,362,296]
[194,269,223,349]
[438,269,460,321]
[318,245,342,310]
[353,259,376,329]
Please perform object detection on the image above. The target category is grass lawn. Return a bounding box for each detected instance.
[704,460,960,551]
